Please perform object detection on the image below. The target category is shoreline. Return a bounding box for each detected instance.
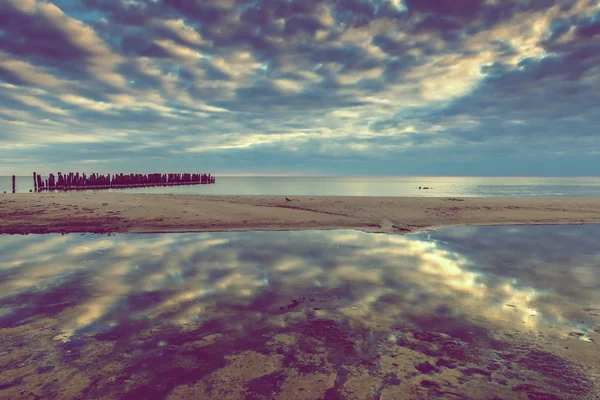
[1,193,600,235]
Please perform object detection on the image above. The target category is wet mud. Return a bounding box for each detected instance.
[2,301,598,399]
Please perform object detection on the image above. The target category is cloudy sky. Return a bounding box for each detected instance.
[1,0,599,176]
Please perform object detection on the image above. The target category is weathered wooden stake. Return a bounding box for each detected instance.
[27,171,215,192]
[12,175,16,193]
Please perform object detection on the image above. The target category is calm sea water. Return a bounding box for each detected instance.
[2,175,600,197]
[0,226,598,398]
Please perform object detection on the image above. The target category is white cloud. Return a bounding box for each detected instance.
[37,2,126,88]
[154,18,206,45]
[11,94,69,116]
[0,52,67,88]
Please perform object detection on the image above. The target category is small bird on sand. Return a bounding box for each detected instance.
[286,197,292,202]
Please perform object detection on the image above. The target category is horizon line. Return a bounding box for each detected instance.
[3,174,600,178]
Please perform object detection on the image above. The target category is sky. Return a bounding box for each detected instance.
[0,0,599,176]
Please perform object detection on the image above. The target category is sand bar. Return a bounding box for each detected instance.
[2,193,600,235]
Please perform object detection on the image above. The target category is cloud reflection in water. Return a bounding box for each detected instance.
[0,226,599,342]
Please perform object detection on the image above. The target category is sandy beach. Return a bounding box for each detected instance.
[1,193,599,235]
[3,198,600,399]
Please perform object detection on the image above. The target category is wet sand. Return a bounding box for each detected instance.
[1,193,600,234]
[1,228,599,399]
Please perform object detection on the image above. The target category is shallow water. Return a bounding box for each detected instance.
[3,175,600,197]
[0,226,599,399]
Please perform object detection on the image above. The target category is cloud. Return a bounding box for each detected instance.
[405,0,485,19]
[0,0,599,175]
[0,1,125,87]
[11,94,69,116]
[0,52,67,88]
[153,18,207,46]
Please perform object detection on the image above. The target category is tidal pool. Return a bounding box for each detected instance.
[0,226,599,399]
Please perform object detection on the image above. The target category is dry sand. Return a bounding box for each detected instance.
[1,193,600,234]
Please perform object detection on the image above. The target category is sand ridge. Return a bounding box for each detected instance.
[1,193,600,234]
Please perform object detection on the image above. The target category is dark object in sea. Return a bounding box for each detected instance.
[28,171,216,192]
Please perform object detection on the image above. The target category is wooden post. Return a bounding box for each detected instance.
[16,171,215,192]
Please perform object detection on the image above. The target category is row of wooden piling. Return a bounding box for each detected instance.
[5,172,215,193]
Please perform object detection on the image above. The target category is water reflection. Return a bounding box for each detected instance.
[0,227,599,399]
[429,225,600,339]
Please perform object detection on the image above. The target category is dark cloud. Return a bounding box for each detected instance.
[162,0,234,26]
[0,67,28,87]
[284,15,325,35]
[120,35,167,58]
[82,0,156,25]
[308,44,370,68]
[334,0,377,26]
[578,19,600,37]
[405,0,485,19]
[414,14,463,33]
[0,6,89,63]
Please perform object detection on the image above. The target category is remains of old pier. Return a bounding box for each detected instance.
[30,172,215,192]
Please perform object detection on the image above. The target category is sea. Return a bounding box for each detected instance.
[2,175,600,197]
